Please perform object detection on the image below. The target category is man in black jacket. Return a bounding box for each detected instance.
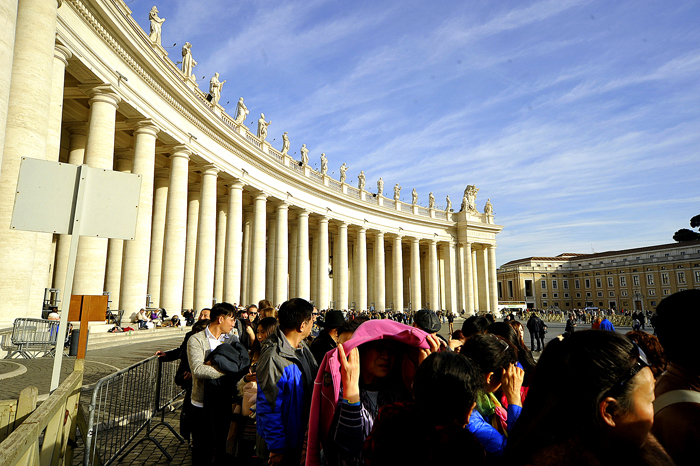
[526,312,544,352]
[309,310,345,364]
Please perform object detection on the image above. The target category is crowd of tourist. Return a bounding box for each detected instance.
[155,289,698,466]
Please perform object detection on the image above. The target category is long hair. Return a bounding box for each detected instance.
[488,322,536,384]
[459,334,518,388]
[504,330,639,464]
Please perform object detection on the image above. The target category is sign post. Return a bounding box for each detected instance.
[11,158,141,390]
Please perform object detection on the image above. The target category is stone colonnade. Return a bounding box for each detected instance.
[0,0,501,324]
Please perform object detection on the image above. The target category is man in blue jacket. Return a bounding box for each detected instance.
[257,298,319,465]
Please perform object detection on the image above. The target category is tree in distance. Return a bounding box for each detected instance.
[673,214,700,242]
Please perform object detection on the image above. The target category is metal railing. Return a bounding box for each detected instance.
[83,355,184,465]
[5,318,60,359]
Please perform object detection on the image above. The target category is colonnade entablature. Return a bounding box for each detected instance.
[0,0,504,326]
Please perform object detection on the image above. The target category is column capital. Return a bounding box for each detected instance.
[375,231,385,238]
[228,179,245,191]
[411,236,421,244]
[317,214,329,223]
[132,119,160,137]
[200,164,220,177]
[54,44,72,67]
[430,238,438,246]
[79,84,121,108]
[393,233,403,241]
[297,209,309,218]
[254,192,269,201]
[65,122,88,136]
[338,221,348,229]
[170,145,192,160]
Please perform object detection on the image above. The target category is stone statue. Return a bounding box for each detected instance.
[181,42,197,79]
[393,183,401,201]
[358,171,366,191]
[339,163,348,183]
[484,198,493,215]
[320,153,328,175]
[300,144,309,167]
[445,195,452,212]
[209,73,226,106]
[233,97,249,125]
[411,188,418,206]
[281,132,290,155]
[300,144,308,167]
[148,6,165,45]
[428,192,435,209]
[463,185,479,213]
[377,177,384,195]
[257,113,271,141]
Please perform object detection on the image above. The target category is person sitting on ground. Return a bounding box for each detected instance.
[462,315,490,340]
[305,319,439,466]
[460,334,524,459]
[504,330,674,466]
[363,351,486,466]
[651,289,700,466]
[137,308,150,329]
[310,310,346,364]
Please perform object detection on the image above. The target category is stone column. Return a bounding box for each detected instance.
[477,247,490,313]
[464,242,474,315]
[265,213,276,301]
[72,86,121,296]
[249,192,268,304]
[120,121,159,315]
[104,153,132,308]
[357,227,367,311]
[274,203,289,305]
[214,199,227,304]
[310,232,318,304]
[182,182,200,310]
[0,0,60,321]
[488,245,498,313]
[224,181,244,305]
[455,243,464,314]
[445,242,457,313]
[317,216,329,310]
[393,235,404,312]
[332,228,340,305]
[147,167,169,308]
[52,126,88,305]
[428,240,439,311]
[160,147,191,313]
[296,210,310,301]
[0,0,18,166]
[472,248,479,311]
[410,238,421,311]
[240,207,253,305]
[338,222,349,309]
[194,166,218,311]
[288,215,298,299]
[374,232,385,312]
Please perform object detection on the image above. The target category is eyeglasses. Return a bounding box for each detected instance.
[605,342,650,397]
[312,312,319,316]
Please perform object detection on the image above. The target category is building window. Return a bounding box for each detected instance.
[575,280,580,289]
[563,280,569,289]
[620,276,627,287]
[611,259,615,263]
[647,274,654,285]
[553,293,559,298]
[650,255,654,258]
[542,301,547,307]
[695,271,700,283]
[498,282,503,299]
[576,293,581,298]
[665,253,670,257]
[564,293,570,298]
[552,280,558,289]
[681,251,685,255]
[507,281,514,298]
[554,302,559,307]
[649,289,656,296]
[596,278,602,287]
[608,277,613,287]
[621,290,628,297]
[651,301,656,306]
[609,291,615,297]
[678,272,686,284]
[663,289,671,295]
[525,280,533,297]
[597,291,603,297]
[541,280,546,289]
[542,293,547,298]
[585,279,591,288]
[586,292,592,297]
[662,273,669,285]
[633,275,640,286]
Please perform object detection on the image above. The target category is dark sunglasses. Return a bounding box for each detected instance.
[605,342,650,397]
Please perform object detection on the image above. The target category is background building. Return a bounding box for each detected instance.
[497,240,700,311]
[0,0,502,326]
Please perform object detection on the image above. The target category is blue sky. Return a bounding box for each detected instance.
[131,0,700,266]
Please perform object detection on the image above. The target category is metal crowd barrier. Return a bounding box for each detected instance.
[4,318,59,359]
[83,354,185,466]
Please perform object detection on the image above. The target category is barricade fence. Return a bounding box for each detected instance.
[5,318,59,359]
[84,354,184,466]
